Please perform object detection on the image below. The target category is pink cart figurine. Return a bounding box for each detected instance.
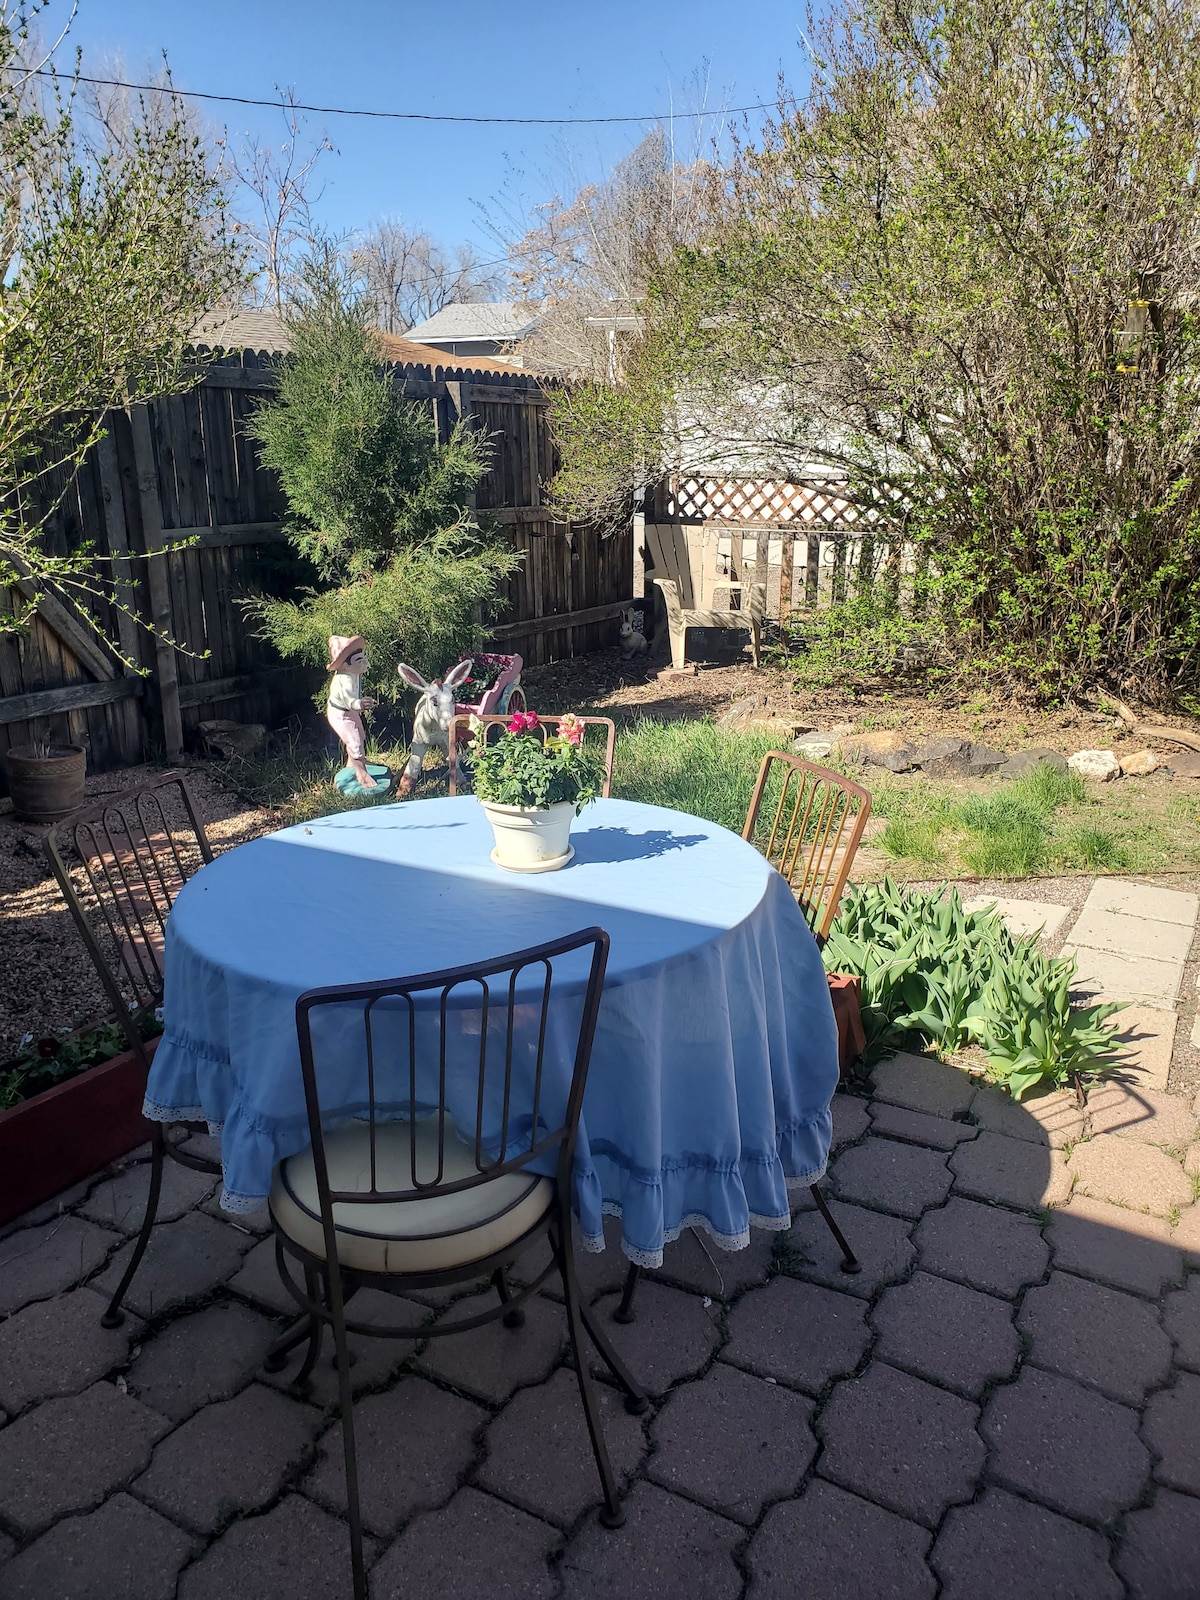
[455,653,525,718]
[326,635,392,799]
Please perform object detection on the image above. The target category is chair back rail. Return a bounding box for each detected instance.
[43,771,214,1057]
[294,929,610,1231]
[743,752,872,945]
[447,714,616,799]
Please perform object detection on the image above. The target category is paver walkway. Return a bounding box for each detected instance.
[1,1043,1198,1599]
[2,876,1200,1598]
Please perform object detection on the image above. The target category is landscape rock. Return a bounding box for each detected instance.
[967,745,1008,776]
[1164,750,1200,779]
[198,720,267,761]
[999,748,1068,780]
[916,737,974,778]
[838,730,917,773]
[793,737,835,761]
[1067,750,1121,782]
[1120,750,1160,776]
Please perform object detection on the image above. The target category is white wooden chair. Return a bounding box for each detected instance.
[645,523,766,669]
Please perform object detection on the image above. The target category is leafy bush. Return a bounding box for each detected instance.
[824,880,1126,1098]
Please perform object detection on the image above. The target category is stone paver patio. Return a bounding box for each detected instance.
[1,874,1199,1597]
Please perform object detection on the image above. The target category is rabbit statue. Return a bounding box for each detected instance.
[397,659,474,796]
[618,609,649,659]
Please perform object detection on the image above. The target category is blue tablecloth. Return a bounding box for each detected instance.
[145,795,839,1266]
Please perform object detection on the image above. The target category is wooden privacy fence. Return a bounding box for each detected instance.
[0,351,632,778]
[644,474,918,623]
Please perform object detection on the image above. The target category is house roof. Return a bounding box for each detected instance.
[193,307,292,353]
[405,301,541,344]
[192,308,540,376]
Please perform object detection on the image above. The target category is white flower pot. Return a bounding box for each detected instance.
[480,799,575,872]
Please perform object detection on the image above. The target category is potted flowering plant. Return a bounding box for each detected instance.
[470,710,602,871]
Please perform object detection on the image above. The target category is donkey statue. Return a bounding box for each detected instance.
[397,659,473,796]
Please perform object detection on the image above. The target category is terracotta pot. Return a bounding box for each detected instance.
[0,1039,154,1225]
[4,743,87,823]
[479,798,575,872]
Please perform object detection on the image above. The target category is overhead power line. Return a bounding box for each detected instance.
[35,68,779,127]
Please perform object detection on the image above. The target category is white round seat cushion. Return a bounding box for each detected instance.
[269,1116,555,1274]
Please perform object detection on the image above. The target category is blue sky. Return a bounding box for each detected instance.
[63,0,808,261]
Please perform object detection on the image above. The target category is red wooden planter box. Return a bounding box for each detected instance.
[0,1038,157,1226]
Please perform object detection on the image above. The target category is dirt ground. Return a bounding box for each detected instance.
[522,649,1200,763]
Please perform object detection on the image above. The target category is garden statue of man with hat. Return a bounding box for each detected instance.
[326,635,391,797]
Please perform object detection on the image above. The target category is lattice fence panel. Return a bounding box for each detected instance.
[667,477,905,532]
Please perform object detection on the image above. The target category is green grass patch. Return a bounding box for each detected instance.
[880,815,946,866]
[209,714,1200,881]
[611,719,779,832]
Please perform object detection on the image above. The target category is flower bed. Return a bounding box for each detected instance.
[0,1015,163,1225]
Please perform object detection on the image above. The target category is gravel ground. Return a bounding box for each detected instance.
[0,765,272,1060]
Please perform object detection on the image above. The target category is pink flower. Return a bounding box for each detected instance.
[507,710,540,734]
[557,713,584,747]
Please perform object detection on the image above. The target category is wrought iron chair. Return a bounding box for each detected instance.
[263,928,647,1600]
[743,751,873,947]
[447,714,617,799]
[43,772,220,1328]
[612,753,871,1324]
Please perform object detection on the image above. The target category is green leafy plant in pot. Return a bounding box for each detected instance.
[469,711,603,872]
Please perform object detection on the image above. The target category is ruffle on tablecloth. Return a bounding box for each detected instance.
[571,1101,833,1268]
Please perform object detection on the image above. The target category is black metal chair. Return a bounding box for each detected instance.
[263,928,647,1600]
[43,771,221,1327]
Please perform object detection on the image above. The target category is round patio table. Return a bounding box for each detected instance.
[144,795,839,1267]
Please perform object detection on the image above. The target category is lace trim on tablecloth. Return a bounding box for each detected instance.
[580,1172,827,1269]
[142,1095,223,1137]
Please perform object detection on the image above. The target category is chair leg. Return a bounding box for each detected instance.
[554,1226,626,1528]
[329,1271,367,1600]
[291,1268,325,1389]
[493,1265,525,1329]
[578,1299,649,1415]
[613,1262,641,1324]
[101,1123,167,1328]
[810,1183,861,1274]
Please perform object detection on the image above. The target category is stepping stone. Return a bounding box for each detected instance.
[1068,1138,1193,1216]
[969,1083,1085,1148]
[1142,1373,1200,1496]
[1111,1007,1177,1090]
[1062,945,1184,1010]
[1018,1272,1172,1405]
[746,1482,936,1600]
[1118,1489,1200,1600]
[962,898,1070,939]
[1069,908,1194,965]
[1082,880,1200,927]
[1046,1197,1183,1298]
[870,1054,976,1120]
[1174,1204,1200,1261]
[981,1367,1149,1523]
[933,1488,1122,1600]
[914,1198,1049,1298]
[950,1132,1072,1209]
[1086,1081,1197,1147]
